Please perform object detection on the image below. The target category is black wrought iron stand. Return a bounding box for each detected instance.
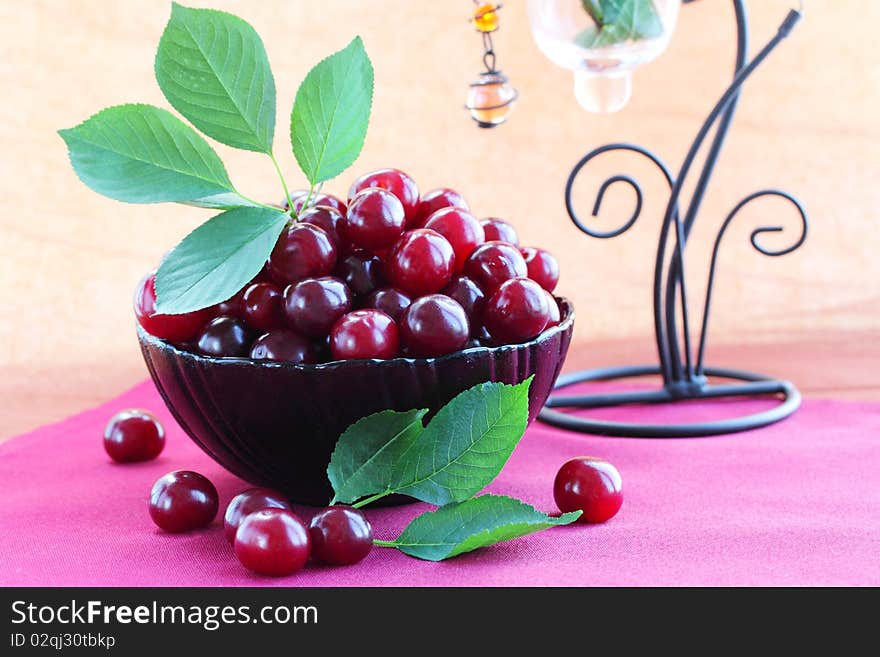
[538,0,808,438]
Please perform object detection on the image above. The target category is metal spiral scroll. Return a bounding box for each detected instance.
[695,189,808,375]
[564,143,675,240]
[538,0,809,438]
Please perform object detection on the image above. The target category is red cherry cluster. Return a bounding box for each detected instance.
[149,473,372,576]
[135,168,562,362]
[145,459,623,576]
[108,410,623,573]
[103,411,372,576]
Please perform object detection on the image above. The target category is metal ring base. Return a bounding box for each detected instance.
[538,365,801,437]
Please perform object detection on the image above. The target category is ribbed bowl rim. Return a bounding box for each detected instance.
[137,297,575,372]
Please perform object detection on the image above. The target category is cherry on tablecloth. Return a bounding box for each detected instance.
[1,381,878,586]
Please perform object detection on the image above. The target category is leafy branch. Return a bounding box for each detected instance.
[326,379,581,561]
[575,0,663,49]
[59,3,373,315]
[378,495,581,561]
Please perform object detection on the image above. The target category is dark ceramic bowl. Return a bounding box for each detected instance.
[138,299,574,505]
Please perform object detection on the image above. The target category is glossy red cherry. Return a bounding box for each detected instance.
[386,229,455,297]
[334,252,384,298]
[311,335,333,363]
[223,487,292,543]
[462,241,528,294]
[286,191,347,215]
[134,273,211,342]
[364,288,412,322]
[424,207,485,272]
[442,276,486,335]
[521,247,560,292]
[400,294,469,357]
[553,457,623,523]
[483,277,550,344]
[544,291,561,328]
[371,246,392,265]
[480,218,519,245]
[345,188,406,251]
[234,508,311,577]
[103,409,165,463]
[267,223,337,285]
[330,310,399,360]
[308,506,373,566]
[196,316,251,356]
[299,205,348,254]
[196,316,251,357]
[349,168,420,226]
[213,286,247,317]
[283,277,352,338]
[249,329,316,363]
[149,470,218,533]
[241,282,285,332]
[474,324,492,345]
[413,187,470,227]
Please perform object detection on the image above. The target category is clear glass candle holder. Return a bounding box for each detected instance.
[528,0,680,112]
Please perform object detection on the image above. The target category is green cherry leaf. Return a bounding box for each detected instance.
[155,3,276,153]
[606,0,663,40]
[180,192,264,211]
[58,104,237,205]
[327,409,428,505]
[382,495,581,561]
[581,0,604,24]
[575,0,662,48]
[575,22,628,48]
[154,206,288,314]
[290,36,373,185]
[391,378,533,506]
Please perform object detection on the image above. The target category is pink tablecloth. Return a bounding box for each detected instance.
[1,380,878,586]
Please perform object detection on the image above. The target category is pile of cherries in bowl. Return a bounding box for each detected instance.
[135,168,561,363]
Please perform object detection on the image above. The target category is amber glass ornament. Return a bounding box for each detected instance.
[466,71,517,128]
[466,2,517,127]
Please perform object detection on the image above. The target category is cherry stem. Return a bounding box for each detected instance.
[351,491,392,509]
[299,185,315,217]
[298,181,324,218]
[229,190,278,212]
[372,539,397,548]
[269,150,295,217]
